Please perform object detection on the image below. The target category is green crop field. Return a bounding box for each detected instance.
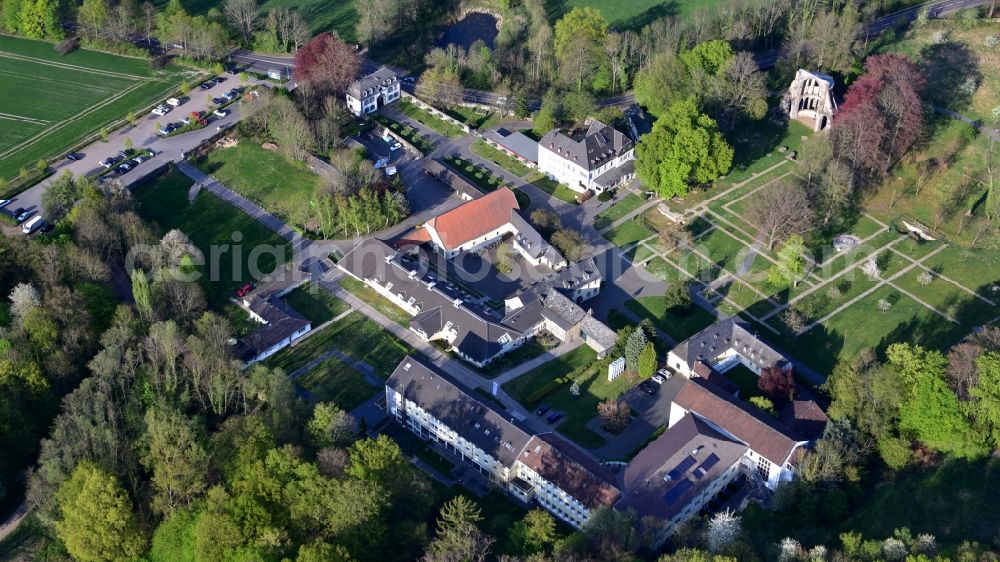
[550,0,733,29]
[0,34,190,180]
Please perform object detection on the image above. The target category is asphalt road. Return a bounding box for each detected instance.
[10,76,265,223]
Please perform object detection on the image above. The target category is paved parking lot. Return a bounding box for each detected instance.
[592,374,686,459]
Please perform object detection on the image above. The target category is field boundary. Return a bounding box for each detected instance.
[0,49,146,80]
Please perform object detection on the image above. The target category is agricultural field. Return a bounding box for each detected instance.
[154,0,358,39]
[0,35,191,180]
[134,168,291,308]
[548,0,733,28]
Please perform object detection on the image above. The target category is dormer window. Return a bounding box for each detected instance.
[499,333,512,344]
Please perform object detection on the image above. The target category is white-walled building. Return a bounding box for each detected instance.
[346,67,400,117]
[665,317,789,379]
[785,69,838,132]
[537,119,635,194]
[235,284,312,364]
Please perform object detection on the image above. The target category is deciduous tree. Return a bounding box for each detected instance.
[55,462,147,562]
[745,180,812,250]
[758,364,795,404]
[598,398,631,432]
[293,32,361,95]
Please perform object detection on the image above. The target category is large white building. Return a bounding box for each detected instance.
[785,69,838,132]
[537,119,635,194]
[234,282,312,364]
[345,66,400,117]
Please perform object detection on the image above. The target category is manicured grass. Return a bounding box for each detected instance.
[281,282,350,325]
[396,99,465,137]
[693,227,748,273]
[134,168,290,308]
[554,0,734,27]
[625,297,717,343]
[0,35,191,179]
[603,219,655,248]
[196,142,324,225]
[531,175,580,205]
[894,269,998,327]
[645,256,687,284]
[595,193,645,230]
[501,345,615,448]
[723,364,763,400]
[919,246,1000,296]
[443,155,508,192]
[477,340,550,378]
[444,106,502,130]
[158,0,358,39]
[295,355,377,410]
[337,275,413,327]
[266,311,413,379]
[471,139,533,177]
[371,113,435,154]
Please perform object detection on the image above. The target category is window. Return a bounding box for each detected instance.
[756,456,770,479]
[498,333,511,344]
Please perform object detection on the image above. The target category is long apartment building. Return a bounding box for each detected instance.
[385,321,827,544]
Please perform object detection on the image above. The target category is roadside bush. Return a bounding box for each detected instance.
[55,37,79,55]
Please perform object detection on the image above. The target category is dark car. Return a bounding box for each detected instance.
[212,96,227,105]
[118,150,131,159]
[199,82,212,90]
[9,207,24,218]
[212,76,226,84]
[115,164,131,175]
[535,403,551,416]
[65,152,83,161]
[638,381,658,395]
[546,410,565,424]
[100,155,122,168]
[15,210,33,223]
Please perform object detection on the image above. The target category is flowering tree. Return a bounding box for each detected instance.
[705,509,741,552]
[293,32,361,95]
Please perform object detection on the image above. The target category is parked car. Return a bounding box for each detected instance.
[228,87,242,96]
[100,156,122,168]
[9,207,24,218]
[21,216,44,235]
[115,163,132,175]
[0,199,10,209]
[212,76,226,84]
[374,157,389,169]
[213,109,229,118]
[180,116,191,125]
[65,152,82,161]
[651,373,666,385]
[199,82,212,90]
[217,123,232,132]
[236,283,254,297]
[166,97,181,106]
[638,381,658,395]
[403,76,415,83]
[151,105,170,116]
[535,403,551,416]
[212,97,226,105]
[385,166,397,176]
[546,410,565,424]
[389,142,402,151]
[117,150,132,159]
[134,154,150,163]
[15,210,33,223]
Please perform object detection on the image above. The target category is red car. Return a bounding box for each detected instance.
[236,283,253,297]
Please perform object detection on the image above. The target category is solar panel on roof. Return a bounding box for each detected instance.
[665,456,697,481]
[664,479,693,504]
[693,454,720,479]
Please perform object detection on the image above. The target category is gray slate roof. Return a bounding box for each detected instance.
[509,212,564,264]
[235,291,311,363]
[616,413,748,520]
[671,317,787,372]
[347,66,397,100]
[539,119,633,171]
[388,356,532,466]
[483,128,539,163]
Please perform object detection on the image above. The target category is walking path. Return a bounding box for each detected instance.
[596,196,663,236]
[0,501,29,543]
[490,339,584,384]
[933,106,1000,143]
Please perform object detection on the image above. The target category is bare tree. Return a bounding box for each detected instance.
[745,180,813,249]
[140,1,156,39]
[356,0,397,45]
[713,51,767,128]
[224,0,260,46]
[598,399,631,432]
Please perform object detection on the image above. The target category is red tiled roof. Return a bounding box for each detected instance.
[427,188,518,250]
[394,227,432,249]
[518,433,621,509]
[674,378,801,466]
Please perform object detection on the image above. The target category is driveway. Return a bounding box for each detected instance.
[9,76,269,223]
[592,374,685,459]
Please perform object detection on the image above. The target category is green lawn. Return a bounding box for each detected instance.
[470,139,534,177]
[196,142,324,226]
[552,0,735,28]
[594,193,645,230]
[134,168,290,309]
[531,176,580,205]
[265,311,412,379]
[722,364,763,400]
[281,282,350,325]
[396,99,465,137]
[443,155,507,192]
[603,219,655,248]
[478,340,551,378]
[155,0,357,39]
[501,346,614,448]
[444,106,502,130]
[0,34,191,179]
[625,297,717,343]
[337,275,413,327]
[295,355,377,410]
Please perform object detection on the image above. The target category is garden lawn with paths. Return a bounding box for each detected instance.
[337,276,414,327]
[371,113,435,154]
[603,219,656,248]
[443,155,507,192]
[265,311,413,379]
[530,175,581,205]
[134,168,290,309]
[281,282,351,325]
[294,355,378,411]
[476,340,551,378]
[470,139,534,177]
[625,297,717,343]
[396,100,465,138]
[594,193,646,230]
[445,107,502,130]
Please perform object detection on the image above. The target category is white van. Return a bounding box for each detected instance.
[166,97,181,106]
[21,216,44,234]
